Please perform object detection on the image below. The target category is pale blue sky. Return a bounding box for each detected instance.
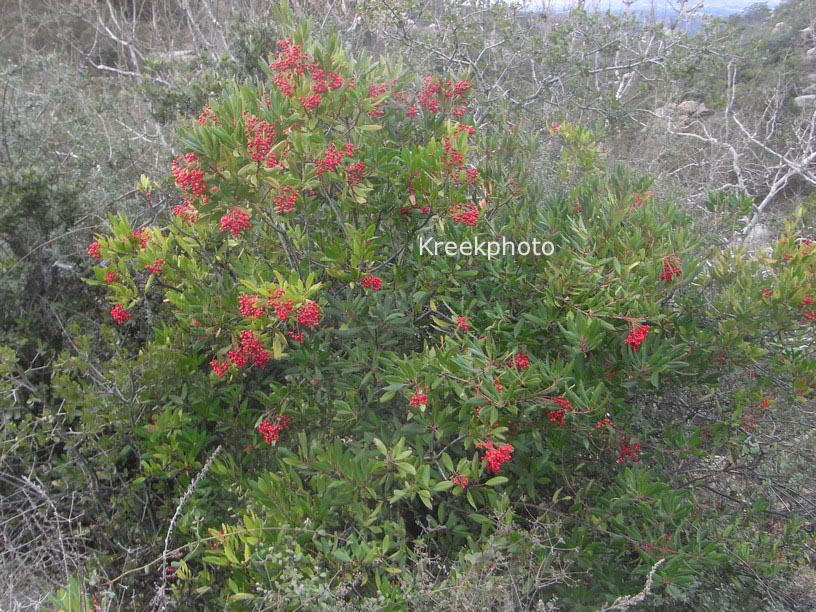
[526,0,782,14]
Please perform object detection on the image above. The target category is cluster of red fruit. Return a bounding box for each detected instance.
[171,152,207,197]
[172,200,200,223]
[273,186,299,214]
[269,38,343,102]
[476,441,514,473]
[110,304,132,325]
[617,439,641,463]
[220,208,252,236]
[800,294,816,322]
[449,202,480,227]
[508,353,530,371]
[238,294,265,319]
[145,259,164,275]
[659,255,681,283]
[547,396,573,426]
[227,330,271,370]
[624,324,650,351]
[257,414,292,444]
[417,76,470,117]
[409,390,428,406]
[243,113,281,169]
[316,142,358,177]
[361,275,383,291]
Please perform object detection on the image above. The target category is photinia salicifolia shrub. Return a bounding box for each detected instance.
[81,22,813,610]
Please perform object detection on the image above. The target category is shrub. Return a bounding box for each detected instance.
[79,19,813,610]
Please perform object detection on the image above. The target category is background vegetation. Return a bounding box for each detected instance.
[1,0,815,610]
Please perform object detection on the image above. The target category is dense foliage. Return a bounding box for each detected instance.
[2,1,815,610]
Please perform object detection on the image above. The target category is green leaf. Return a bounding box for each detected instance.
[395,462,416,476]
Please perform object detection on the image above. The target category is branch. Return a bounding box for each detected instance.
[598,558,665,611]
[152,444,223,611]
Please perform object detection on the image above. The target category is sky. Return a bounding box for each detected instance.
[524,0,783,15]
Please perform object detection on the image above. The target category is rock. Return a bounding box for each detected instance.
[742,223,772,250]
[806,48,816,61]
[802,83,816,95]
[676,100,713,118]
[793,95,816,109]
[772,22,786,34]
[654,105,672,118]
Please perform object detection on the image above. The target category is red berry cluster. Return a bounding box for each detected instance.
[547,395,573,426]
[368,83,389,98]
[361,274,383,291]
[659,255,681,283]
[595,417,613,430]
[409,390,428,406]
[452,473,469,489]
[477,441,514,473]
[172,200,200,223]
[145,259,164,275]
[617,439,641,463]
[442,136,464,170]
[104,270,117,283]
[310,67,344,93]
[449,202,480,227]
[132,229,150,249]
[345,160,366,186]
[209,360,229,378]
[624,324,650,351]
[269,38,343,100]
[196,106,219,125]
[88,241,102,260]
[273,187,299,214]
[270,39,311,96]
[238,294,265,319]
[418,77,441,114]
[508,353,530,371]
[299,93,322,111]
[257,414,292,444]
[416,77,470,117]
[270,298,295,323]
[220,208,252,236]
[296,300,322,328]
[110,304,132,325]
[243,114,280,168]
[800,294,816,322]
[316,146,342,174]
[228,330,271,369]
[456,316,469,332]
[171,152,207,197]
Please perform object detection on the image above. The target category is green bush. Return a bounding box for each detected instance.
[75,19,813,611]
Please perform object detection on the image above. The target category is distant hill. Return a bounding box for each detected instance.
[541,0,783,17]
